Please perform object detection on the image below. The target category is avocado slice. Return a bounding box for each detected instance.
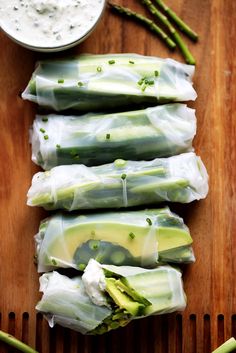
[37,208,193,271]
[115,279,151,306]
[101,263,186,317]
[105,278,146,316]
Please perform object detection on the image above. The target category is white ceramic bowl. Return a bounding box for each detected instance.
[0,0,106,52]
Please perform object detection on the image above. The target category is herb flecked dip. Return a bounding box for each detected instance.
[0,0,104,48]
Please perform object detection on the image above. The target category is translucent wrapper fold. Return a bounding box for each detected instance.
[35,207,194,272]
[36,260,186,335]
[27,152,209,211]
[22,54,197,112]
[31,104,196,170]
[35,271,111,334]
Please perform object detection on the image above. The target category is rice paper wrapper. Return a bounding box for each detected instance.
[30,103,196,170]
[22,54,197,111]
[35,207,193,272]
[36,272,111,334]
[27,152,209,211]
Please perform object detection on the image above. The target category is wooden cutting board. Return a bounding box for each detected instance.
[0,0,235,352]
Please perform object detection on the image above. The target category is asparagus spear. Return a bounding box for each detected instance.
[0,330,38,353]
[153,0,198,41]
[31,104,196,170]
[212,338,236,353]
[108,2,176,49]
[141,0,196,64]
[27,152,209,211]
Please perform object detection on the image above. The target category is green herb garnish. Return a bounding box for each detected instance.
[129,232,135,239]
[138,78,144,86]
[73,154,80,160]
[146,218,152,226]
[78,264,86,271]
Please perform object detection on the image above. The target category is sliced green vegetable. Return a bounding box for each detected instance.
[153,0,198,41]
[27,152,208,211]
[32,104,196,169]
[108,2,176,50]
[35,207,193,272]
[0,330,38,353]
[212,338,236,353]
[36,261,186,335]
[22,54,197,112]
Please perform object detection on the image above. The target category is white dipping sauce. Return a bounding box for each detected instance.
[0,0,104,48]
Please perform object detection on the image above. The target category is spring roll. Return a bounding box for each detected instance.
[36,260,186,334]
[31,104,196,170]
[35,207,194,272]
[27,152,209,211]
[22,54,197,111]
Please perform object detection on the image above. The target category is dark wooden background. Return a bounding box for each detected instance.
[0,0,235,352]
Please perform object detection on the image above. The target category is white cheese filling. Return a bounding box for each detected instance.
[82,259,110,308]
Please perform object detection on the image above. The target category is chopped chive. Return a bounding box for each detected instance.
[121,173,127,180]
[106,133,111,140]
[51,259,57,266]
[89,240,100,250]
[141,85,147,92]
[78,264,86,271]
[78,81,83,87]
[73,154,80,160]
[56,144,61,149]
[97,66,102,72]
[108,59,115,65]
[58,79,64,84]
[154,70,159,77]
[146,218,152,226]
[129,60,135,64]
[129,232,135,240]
[44,135,49,140]
[70,149,78,156]
[89,240,100,251]
[114,159,127,168]
[138,76,155,89]
[40,128,45,133]
[42,117,48,122]
[138,78,144,85]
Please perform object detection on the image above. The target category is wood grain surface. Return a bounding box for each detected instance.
[0,0,235,352]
